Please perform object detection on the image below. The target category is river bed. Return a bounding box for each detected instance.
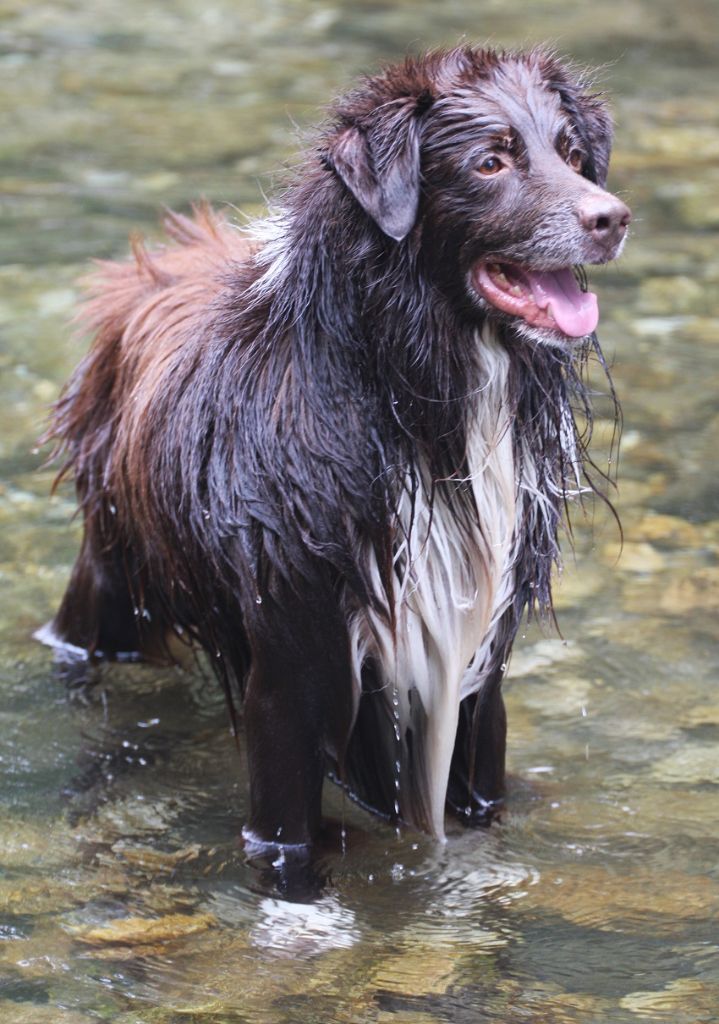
[0,1,717,1021]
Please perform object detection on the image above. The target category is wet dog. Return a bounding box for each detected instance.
[40,47,629,852]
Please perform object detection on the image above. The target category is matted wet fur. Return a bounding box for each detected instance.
[40,46,629,851]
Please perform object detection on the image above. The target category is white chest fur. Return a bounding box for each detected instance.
[349,334,520,838]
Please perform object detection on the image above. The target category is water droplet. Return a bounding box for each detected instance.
[500,662,507,672]
[391,863,404,881]
[391,684,402,834]
[255,594,263,605]
[368,873,375,882]
[202,509,210,520]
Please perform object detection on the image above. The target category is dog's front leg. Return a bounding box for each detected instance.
[242,664,326,850]
[446,669,507,825]
[240,586,355,855]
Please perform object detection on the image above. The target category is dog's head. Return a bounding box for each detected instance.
[325,47,630,347]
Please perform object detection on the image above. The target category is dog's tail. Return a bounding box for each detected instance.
[46,205,249,487]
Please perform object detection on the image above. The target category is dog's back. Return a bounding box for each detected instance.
[58,205,252,467]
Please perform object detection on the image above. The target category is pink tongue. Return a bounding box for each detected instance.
[526,268,599,338]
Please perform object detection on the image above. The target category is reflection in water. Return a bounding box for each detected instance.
[251,896,360,956]
[1,0,718,1021]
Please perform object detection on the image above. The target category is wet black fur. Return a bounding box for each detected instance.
[44,46,621,849]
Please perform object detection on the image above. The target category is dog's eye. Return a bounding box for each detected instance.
[478,156,504,176]
[568,148,584,173]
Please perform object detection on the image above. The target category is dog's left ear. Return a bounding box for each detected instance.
[327,96,425,242]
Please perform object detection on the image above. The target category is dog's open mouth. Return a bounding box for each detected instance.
[472,262,599,338]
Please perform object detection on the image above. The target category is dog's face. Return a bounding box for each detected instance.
[327,48,630,348]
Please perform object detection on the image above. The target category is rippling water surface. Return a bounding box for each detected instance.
[1,1,717,1021]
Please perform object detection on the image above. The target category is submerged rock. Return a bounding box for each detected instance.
[70,911,217,946]
[520,864,719,932]
[650,745,719,785]
[621,977,719,1018]
[601,539,665,573]
[370,944,459,997]
[660,567,719,613]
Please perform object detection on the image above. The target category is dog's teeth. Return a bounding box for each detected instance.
[510,285,523,296]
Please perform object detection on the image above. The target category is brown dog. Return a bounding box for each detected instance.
[40,46,629,854]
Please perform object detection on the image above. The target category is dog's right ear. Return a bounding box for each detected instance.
[326,96,426,242]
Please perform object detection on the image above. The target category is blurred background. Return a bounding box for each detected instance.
[0,1,717,1022]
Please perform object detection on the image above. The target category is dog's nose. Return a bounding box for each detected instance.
[579,194,631,249]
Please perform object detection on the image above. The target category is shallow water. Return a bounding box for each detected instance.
[1,0,718,1021]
